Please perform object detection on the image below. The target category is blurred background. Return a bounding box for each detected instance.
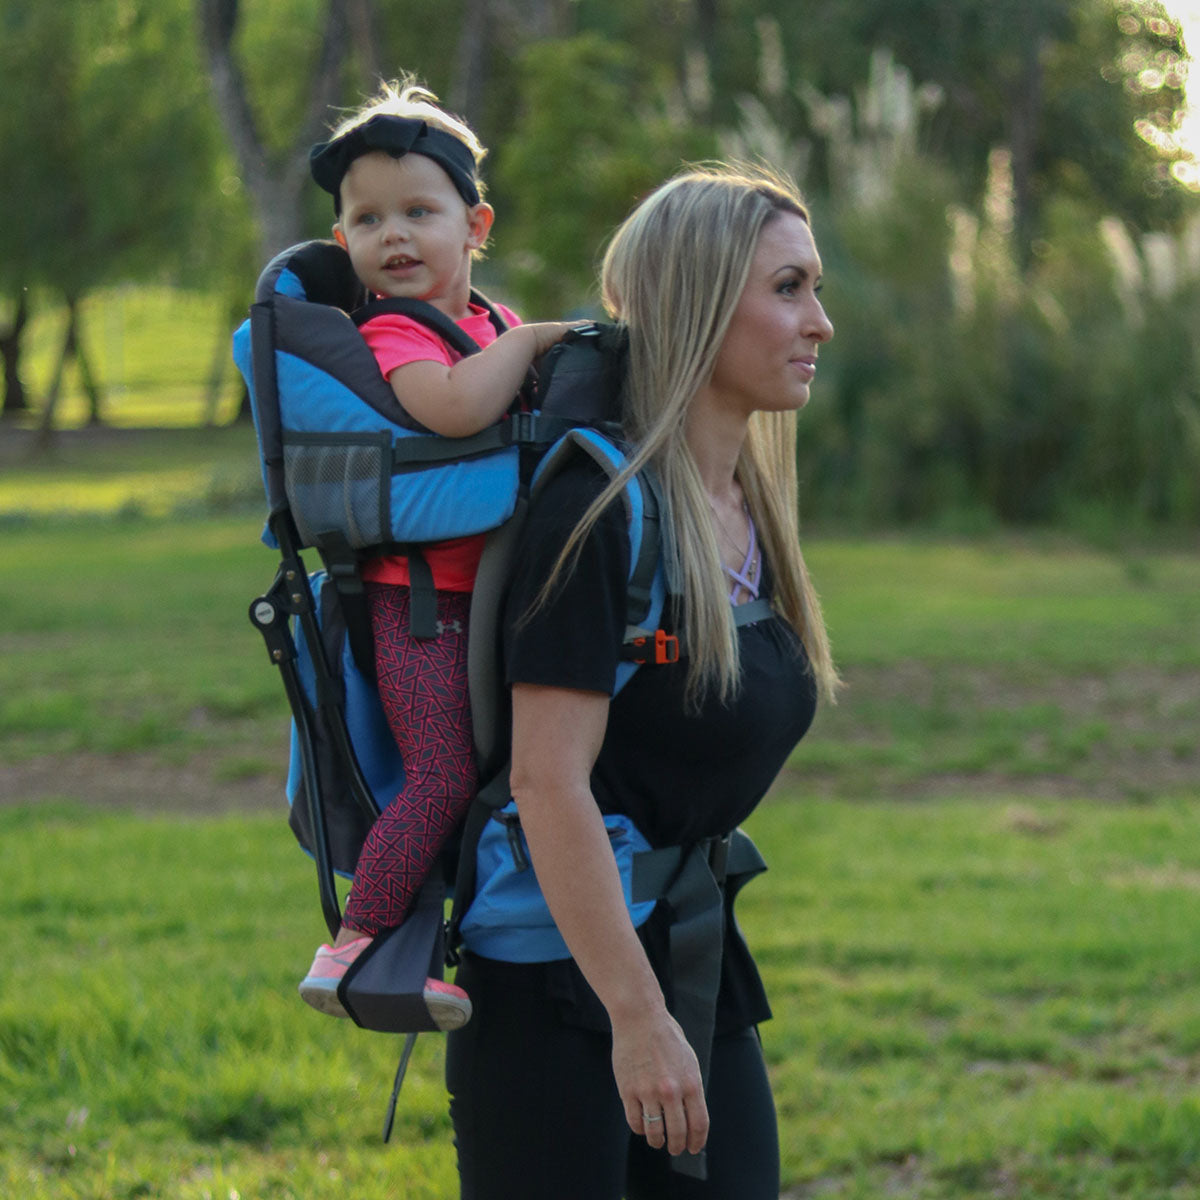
[1,0,1197,535]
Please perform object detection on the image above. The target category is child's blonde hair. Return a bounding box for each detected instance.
[330,77,487,192]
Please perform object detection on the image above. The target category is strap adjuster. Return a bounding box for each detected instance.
[626,628,679,666]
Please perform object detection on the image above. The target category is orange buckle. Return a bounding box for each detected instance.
[653,629,680,664]
[628,629,679,666]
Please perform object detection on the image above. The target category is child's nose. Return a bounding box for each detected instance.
[382,216,409,241]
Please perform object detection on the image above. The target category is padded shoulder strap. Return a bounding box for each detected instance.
[352,296,484,359]
[530,428,665,632]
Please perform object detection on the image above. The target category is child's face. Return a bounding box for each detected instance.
[334,151,493,319]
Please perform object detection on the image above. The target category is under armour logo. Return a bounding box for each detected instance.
[436,619,464,635]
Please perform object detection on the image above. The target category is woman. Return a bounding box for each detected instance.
[446,163,838,1199]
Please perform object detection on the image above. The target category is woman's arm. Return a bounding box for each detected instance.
[508,682,710,1158]
[387,321,581,438]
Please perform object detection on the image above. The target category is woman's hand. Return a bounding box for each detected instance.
[611,1004,709,1156]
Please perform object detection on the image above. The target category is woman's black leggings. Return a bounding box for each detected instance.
[445,955,780,1200]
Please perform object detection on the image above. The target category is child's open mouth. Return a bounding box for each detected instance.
[383,255,420,271]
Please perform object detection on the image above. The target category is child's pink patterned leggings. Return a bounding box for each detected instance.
[342,581,477,937]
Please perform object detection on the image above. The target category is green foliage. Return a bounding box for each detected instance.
[0,0,222,292]
[795,49,1200,528]
[494,34,716,316]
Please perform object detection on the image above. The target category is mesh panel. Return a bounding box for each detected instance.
[283,435,389,549]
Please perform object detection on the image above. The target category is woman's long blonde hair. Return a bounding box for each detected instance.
[546,163,839,707]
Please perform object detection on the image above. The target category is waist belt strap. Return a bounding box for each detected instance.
[631,829,767,1179]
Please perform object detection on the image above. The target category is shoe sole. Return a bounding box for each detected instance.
[299,981,472,1029]
[426,993,473,1032]
[299,980,350,1019]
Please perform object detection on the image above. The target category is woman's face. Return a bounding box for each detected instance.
[706,211,833,417]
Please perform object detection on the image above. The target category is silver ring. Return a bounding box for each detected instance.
[643,1113,663,1124]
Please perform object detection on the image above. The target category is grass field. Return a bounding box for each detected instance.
[1,428,1198,1197]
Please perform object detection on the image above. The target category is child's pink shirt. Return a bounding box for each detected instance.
[358,301,521,592]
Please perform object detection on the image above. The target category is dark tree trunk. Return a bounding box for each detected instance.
[450,0,491,128]
[36,295,81,452]
[1007,29,1046,271]
[196,0,351,259]
[0,290,30,420]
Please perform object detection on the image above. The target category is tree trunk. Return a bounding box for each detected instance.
[450,0,491,127]
[196,0,351,260]
[36,295,80,452]
[75,307,105,426]
[0,289,30,420]
[1007,28,1046,272]
[346,0,383,86]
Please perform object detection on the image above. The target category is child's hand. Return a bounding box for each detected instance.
[521,320,592,360]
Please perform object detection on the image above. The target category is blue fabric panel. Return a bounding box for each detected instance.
[340,620,406,812]
[275,350,520,542]
[285,572,405,878]
[275,267,307,300]
[232,319,279,547]
[385,455,518,541]
[460,802,657,962]
[277,351,377,433]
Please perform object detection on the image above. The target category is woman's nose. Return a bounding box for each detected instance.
[809,299,834,343]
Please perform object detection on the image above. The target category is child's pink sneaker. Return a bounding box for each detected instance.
[298,936,473,1029]
[423,977,473,1031]
[299,936,371,1018]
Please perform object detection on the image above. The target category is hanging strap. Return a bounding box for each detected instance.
[631,830,767,1180]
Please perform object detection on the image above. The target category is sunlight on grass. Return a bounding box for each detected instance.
[21,286,244,429]
[0,426,263,518]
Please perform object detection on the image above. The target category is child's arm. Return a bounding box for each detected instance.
[387,321,583,438]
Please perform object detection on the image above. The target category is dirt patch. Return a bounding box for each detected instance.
[3,660,1197,815]
[0,752,283,814]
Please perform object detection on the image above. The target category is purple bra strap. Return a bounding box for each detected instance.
[724,513,760,603]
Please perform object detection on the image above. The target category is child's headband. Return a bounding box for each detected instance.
[310,114,481,211]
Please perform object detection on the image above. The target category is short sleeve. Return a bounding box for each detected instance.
[358,312,453,377]
[503,462,631,695]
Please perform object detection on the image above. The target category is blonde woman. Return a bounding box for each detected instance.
[446,163,837,1198]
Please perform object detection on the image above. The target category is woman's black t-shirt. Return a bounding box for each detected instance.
[501,458,818,1032]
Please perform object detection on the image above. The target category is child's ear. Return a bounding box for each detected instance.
[332,225,348,250]
[466,203,495,250]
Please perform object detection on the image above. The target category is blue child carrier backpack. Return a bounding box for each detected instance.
[234,242,766,1172]
[232,239,673,990]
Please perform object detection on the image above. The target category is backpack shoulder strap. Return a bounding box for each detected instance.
[352,296,484,359]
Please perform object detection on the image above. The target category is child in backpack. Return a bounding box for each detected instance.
[298,79,581,1029]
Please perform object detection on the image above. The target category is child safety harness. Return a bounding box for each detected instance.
[234,241,770,1179]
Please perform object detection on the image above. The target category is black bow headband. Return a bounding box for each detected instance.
[310,114,481,212]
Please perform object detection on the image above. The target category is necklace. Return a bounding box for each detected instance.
[708,495,761,602]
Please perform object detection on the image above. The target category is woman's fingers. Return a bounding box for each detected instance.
[614,1013,710,1155]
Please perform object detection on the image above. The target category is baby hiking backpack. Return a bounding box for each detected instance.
[234,242,766,1175]
[232,240,677,1120]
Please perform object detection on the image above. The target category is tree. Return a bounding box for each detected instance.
[756,0,1191,253]
[495,34,716,316]
[0,0,224,438]
[195,0,353,260]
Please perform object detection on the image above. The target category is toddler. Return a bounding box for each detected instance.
[298,79,579,1028]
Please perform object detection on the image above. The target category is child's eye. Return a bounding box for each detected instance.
[408,205,430,218]
[357,212,379,226]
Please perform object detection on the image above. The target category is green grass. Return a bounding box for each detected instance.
[1,429,1199,1196]
[7,797,1200,1197]
[18,287,245,430]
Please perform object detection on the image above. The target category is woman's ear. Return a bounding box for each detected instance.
[332,225,348,249]
[466,203,495,250]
